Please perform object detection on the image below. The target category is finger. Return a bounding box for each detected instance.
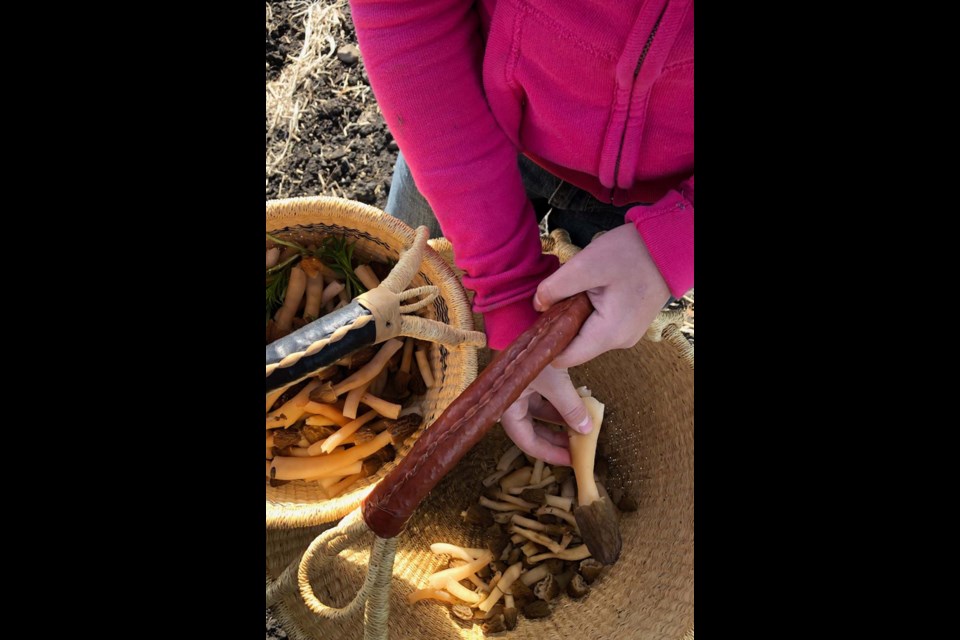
[528,394,566,426]
[534,370,592,434]
[532,423,570,448]
[501,407,572,466]
[504,418,572,466]
[533,253,601,312]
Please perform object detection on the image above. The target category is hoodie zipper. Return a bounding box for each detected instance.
[610,10,664,204]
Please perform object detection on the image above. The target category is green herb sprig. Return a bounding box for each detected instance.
[318,236,367,299]
[265,233,367,323]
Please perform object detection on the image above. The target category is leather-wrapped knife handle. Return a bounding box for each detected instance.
[362,292,593,539]
[265,301,377,394]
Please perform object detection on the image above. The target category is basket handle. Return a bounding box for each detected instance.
[266,226,485,394]
[361,292,593,538]
[267,508,396,640]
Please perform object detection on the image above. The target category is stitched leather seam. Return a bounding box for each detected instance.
[265,314,375,377]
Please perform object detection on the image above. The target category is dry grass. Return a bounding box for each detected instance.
[265,0,372,190]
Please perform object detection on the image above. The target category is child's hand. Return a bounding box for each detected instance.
[534,223,670,368]
[499,364,591,466]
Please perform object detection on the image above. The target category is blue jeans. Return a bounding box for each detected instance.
[385,153,640,248]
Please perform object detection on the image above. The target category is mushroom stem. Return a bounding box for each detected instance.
[266,381,320,429]
[265,384,288,414]
[478,562,522,612]
[569,394,621,565]
[414,349,435,388]
[499,467,533,491]
[528,545,592,564]
[518,564,551,587]
[531,459,544,484]
[320,280,344,307]
[271,429,393,480]
[496,445,523,471]
[293,460,361,478]
[399,337,415,374]
[479,496,526,512]
[544,495,573,511]
[303,271,324,320]
[303,402,352,426]
[333,339,404,396]
[443,579,483,605]
[464,573,490,592]
[342,381,371,420]
[285,446,317,458]
[491,492,538,510]
[511,514,569,536]
[482,469,510,487]
[427,551,493,588]
[508,525,564,554]
[492,511,521,524]
[314,410,378,455]
[354,264,381,290]
[505,475,556,494]
[399,402,422,417]
[274,266,306,334]
[359,392,402,419]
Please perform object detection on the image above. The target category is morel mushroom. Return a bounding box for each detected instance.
[568,394,621,564]
[523,599,550,619]
[578,559,604,584]
[533,574,560,601]
[567,573,590,599]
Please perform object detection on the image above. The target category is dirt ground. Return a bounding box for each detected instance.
[266,0,395,207]
[265,2,692,635]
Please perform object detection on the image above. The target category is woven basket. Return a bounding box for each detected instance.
[267,230,694,639]
[266,196,480,529]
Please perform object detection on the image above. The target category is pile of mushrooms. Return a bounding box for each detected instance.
[409,389,634,633]
[265,335,436,497]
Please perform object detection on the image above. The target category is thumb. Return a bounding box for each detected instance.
[533,369,592,434]
[533,254,599,312]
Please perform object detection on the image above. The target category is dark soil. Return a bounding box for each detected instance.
[265,1,397,207]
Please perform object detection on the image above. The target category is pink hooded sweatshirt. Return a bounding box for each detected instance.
[351,0,694,349]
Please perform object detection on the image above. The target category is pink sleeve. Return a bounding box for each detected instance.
[350,0,558,350]
[625,175,694,298]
